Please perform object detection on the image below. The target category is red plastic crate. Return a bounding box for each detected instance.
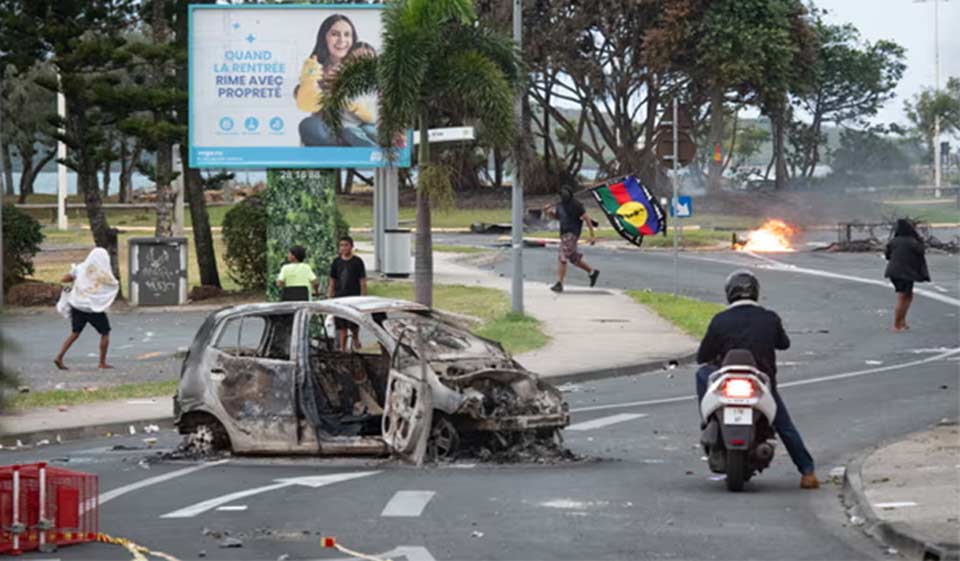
[0,463,98,555]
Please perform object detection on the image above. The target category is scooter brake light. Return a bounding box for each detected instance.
[722,378,755,399]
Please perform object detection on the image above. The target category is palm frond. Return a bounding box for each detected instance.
[379,5,434,139]
[406,0,476,28]
[445,24,523,91]
[321,55,379,135]
[428,49,516,148]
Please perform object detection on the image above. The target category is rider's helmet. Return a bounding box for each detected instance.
[725,270,759,304]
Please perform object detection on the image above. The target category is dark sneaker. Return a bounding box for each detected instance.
[589,270,600,287]
[550,282,563,293]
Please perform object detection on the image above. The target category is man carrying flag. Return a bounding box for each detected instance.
[543,183,600,293]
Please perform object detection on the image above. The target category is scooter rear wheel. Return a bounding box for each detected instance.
[726,450,748,492]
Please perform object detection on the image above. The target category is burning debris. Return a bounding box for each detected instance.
[733,219,797,252]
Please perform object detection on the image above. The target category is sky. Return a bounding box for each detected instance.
[815,0,960,127]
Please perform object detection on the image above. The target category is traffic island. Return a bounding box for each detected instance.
[843,422,960,561]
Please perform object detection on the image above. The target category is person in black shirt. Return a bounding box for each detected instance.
[328,236,367,350]
[696,270,819,489]
[543,184,599,293]
[884,219,930,331]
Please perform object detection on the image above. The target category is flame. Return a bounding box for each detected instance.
[736,219,796,252]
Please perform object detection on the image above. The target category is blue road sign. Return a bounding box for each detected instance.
[670,196,693,218]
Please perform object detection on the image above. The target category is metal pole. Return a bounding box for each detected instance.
[672,98,679,297]
[57,77,68,231]
[933,0,941,197]
[510,0,524,314]
[172,144,185,236]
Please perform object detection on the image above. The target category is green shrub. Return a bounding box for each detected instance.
[2,204,45,291]
[222,196,267,290]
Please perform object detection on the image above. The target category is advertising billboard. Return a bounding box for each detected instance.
[188,4,410,169]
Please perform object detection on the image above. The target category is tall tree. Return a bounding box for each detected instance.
[322,0,518,306]
[1,63,57,203]
[788,19,905,179]
[1,0,137,283]
[904,76,960,161]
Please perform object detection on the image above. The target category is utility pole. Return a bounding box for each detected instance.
[671,98,679,297]
[916,0,943,197]
[510,0,524,314]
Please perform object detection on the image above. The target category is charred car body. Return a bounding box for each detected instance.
[173,297,569,463]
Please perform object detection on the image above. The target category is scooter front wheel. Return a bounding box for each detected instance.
[725,450,748,492]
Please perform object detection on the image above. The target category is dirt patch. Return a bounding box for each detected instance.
[6,281,61,306]
[189,285,227,301]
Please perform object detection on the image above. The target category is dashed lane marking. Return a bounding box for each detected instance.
[567,413,648,431]
[381,491,436,517]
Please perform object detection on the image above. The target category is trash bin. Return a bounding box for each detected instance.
[128,237,188,306]
[383,228,412,278]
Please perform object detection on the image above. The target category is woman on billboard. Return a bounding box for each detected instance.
[295,14,377,147]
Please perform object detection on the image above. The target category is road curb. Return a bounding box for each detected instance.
[1,351,698,447]
[544,352,698,385]
[842,445,960,561]
[1,416,176,449]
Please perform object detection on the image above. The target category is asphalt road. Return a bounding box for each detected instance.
[3,246,958,561]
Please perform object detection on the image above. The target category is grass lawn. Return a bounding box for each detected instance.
[338,203,510,230]
[626,290,724,339]
[31,228,244,292]
[430,245,490,254]
[528,227,731,248]
[883,202,960,224]
[9,380,178,410]
[368,281,547,354]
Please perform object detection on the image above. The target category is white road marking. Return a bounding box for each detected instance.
[98,459,229,507]
[567,413,648,431]
[215,505,248,512]
[873,501,918,509]
[381,491,436,517]
[572,347,960,413]
[161,471,379,519]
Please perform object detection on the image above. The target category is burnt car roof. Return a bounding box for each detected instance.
[211,297,429,320]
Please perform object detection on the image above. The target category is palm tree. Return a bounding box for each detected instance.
[322,0,519,307]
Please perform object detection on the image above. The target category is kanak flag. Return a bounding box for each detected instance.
[591,175,667,247]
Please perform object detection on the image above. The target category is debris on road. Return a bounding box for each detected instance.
[471,531,484,538]
[218,537,243,548]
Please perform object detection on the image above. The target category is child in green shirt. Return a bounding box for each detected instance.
[276,245,319,300]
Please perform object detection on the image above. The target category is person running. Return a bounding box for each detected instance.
[884,219,930,331]
[543,184,599,293]
[276,245,319,301]
[54,247,119,370]
[696,270,819,489]
[328,236,367,350]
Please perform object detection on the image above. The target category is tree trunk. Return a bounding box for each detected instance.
[120,141,141,203]
[101,161,112,198]
[78,163,121,294]
[18,149,55,204]
[772,106,788,190]
[180,143,221,288]
[1,142,15,198]
[414,113,433,308]
[707,85,725,193]
[154,142,174,237]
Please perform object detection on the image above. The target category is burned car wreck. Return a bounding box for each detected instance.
[173,297,570,463]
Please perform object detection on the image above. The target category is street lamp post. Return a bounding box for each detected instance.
[916,0,944,197]
[510,0,524,314]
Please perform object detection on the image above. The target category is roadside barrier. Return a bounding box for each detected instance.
[0,462,98,555]
[96,533,181,561]
[323,536,392,561]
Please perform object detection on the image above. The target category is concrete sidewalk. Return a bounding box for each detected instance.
[424,251,698,380]
[844,422,960,560]
[1,248,697,445]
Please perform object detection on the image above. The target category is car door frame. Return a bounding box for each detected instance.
[203,310,300,453]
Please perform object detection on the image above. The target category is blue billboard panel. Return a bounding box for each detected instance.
[189,5,411,169]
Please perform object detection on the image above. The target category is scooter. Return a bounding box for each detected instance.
[700,349,778,492]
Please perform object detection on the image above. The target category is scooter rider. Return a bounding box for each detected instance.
[696,270,820,490]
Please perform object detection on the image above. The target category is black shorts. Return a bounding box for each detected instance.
[334,317,357,331]
[71,310,111,335]
[891,278,914,295]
